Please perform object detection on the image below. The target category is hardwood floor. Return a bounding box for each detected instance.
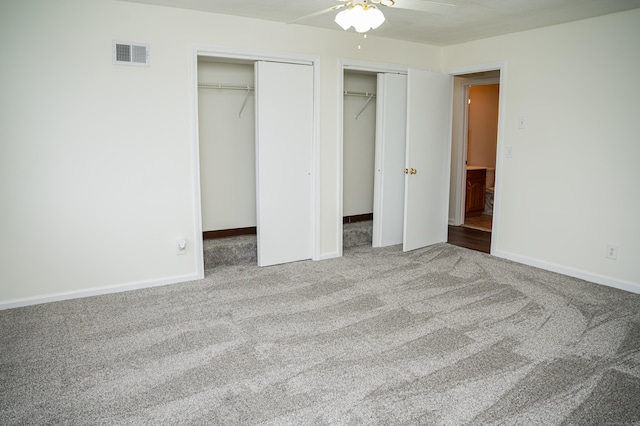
[448,225,491,253]
[462,214,493,232]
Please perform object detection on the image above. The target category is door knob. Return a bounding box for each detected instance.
[404,168,409,174]
[410,168,417,174]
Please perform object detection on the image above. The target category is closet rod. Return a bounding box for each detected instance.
[198,82,255,90]
[199,82,254,118]
[344,90,376,98]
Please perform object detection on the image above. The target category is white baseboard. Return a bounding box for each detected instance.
[493,250,640,295]
[0,272,204,311]
[7,250,634,310]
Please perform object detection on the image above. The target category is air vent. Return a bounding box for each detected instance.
[112,41,149,66]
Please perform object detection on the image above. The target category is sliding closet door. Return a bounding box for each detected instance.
[402,68,453,252]
[255,61,313,266]
[372,73,407,247]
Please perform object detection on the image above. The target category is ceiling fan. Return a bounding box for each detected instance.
[291,0,456,34]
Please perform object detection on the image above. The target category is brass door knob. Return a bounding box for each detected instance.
[404,168,409,174]
[410,168,417,175]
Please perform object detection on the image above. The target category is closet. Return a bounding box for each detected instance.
[198,57,314,267]
[198,59,256,235]
[342,66,453,253]
[343,71,377,247]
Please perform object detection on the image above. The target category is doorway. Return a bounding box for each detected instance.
[463,82,499,232]
[198,58,256,239]
[342,70,409,250]
[448,67,503,254]
[191,47,320,273]
[342,70,378,249]
[339,60,452,256]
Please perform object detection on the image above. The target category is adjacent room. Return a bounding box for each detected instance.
[1,0,639,423]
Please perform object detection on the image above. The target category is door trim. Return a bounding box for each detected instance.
[190,44,321,275]
[446,61,507,256]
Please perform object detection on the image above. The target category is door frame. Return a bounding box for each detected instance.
[338,59,409,256]
[190,44,321,276]
[446,62,507,255]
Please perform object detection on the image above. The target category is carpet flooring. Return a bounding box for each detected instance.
[2,243,640,425]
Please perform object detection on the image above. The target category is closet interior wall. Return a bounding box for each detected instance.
[198,59,256,233]
[343,71,377,220]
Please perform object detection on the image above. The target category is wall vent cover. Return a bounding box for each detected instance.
[112,41,149,66]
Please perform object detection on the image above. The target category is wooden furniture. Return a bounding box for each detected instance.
[465,167,486,218]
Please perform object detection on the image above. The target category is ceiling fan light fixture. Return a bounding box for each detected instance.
[334,7,353,30]
[335,3,385,33]
[367,7,385,29]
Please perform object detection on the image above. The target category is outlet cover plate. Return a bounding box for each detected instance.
[606,243,618,260]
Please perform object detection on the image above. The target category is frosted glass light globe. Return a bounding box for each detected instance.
[334,4,386,33]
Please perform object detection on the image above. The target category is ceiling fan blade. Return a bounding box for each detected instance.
[288,4,345,24]
[391,0,455,15]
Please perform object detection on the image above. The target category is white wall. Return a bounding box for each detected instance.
[343,72,377,217]
[5,1,634,306]
[443,8,640,292]
[198,60,256,231]
[0,0,441,306]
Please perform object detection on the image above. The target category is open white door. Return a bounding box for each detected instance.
[255,61,313,266]
[372,73,407,247]
[402,68,453,252]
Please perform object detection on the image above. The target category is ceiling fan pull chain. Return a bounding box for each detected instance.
[357,32,367,49]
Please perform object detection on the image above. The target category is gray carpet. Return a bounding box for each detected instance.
[2,243,640,425]
[202,220,373,269]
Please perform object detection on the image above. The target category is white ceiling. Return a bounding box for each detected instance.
[118,0,640,46]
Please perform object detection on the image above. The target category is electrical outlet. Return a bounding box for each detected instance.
[606,243,618,260]
[177,238,187,255]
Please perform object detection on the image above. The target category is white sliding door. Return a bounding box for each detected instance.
[255,61,313,266]
[403,69,453,252]
[373,73,407,247]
